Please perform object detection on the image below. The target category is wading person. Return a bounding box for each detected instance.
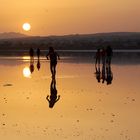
[29,48,34,73]
[46,47,60,77]
[36,48,40,59]
[106,45,113,65]
[95,48,101,68]
[36,48,41,70]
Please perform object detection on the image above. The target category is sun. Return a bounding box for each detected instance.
[22,23,31,31]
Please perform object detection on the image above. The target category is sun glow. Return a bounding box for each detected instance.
[22,56,30,62]
[22,23,31,31]
[23,67,31,78]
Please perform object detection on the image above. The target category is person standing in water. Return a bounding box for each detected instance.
[29,48,34,73]
[46,47,60,77]
[106,45,113,65]
[36,48,41,70]
[37,48,40,59]
[95,48,101,68]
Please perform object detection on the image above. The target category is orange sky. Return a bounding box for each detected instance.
[0,0,140,35]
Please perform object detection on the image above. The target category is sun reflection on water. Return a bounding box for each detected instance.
[23,67,31,78]
[22,56,30,62]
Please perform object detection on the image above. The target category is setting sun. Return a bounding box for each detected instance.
[22,23,31,31]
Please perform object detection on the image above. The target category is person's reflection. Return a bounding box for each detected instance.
[95,65,101,83]
[36,48,41,70]
[30,63,34,73]
[29,48,34,73]
[94,46,113,85]
[46,77,60,108]
[106,64,113,85]
[37,59,41,70]
[101,63,106,83]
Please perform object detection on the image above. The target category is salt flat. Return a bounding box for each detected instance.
[0,57,139,140]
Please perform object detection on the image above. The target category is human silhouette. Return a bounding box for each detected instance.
[36,48,41,70]
[29,48,34,59]
[37,48,40,59]
[95,48,101,68]
[46,77,60,108]
[95,65,101,83]
[101,47,106,66]
[29,48,34,73]
[94,47,113,85]
[106,45,113,65]
[46,47,60,77]
[106,64,113,85]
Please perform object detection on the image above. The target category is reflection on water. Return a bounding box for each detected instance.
[37,58,41,70]
[95,63,113,85]
[46,77,60,108]
[29,48,35,73]
[37,48,41,70]
[106,65,113,85]
[23,67,31,78]
[29,48,41,73]
[0,55,140,140]
[95,47,113,85]
[28,49,60,108]
[22,56,30,62]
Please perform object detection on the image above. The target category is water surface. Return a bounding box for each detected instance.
[0,56,140,140]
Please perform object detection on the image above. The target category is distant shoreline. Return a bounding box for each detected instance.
[0,49,140,53]
[0,32,140,51]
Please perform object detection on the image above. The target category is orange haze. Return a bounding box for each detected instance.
[0,0,140,35]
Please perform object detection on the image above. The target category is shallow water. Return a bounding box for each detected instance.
[0,57,140,140]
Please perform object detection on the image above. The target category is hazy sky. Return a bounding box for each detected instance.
[0,0,140,35]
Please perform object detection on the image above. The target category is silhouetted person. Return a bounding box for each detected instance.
[94,49,114,85]
[36,48,41,70]
[101,47,106,66]
[106,65,113,85]
[106,46,113,65]
[95,66,101,83]
[46,77,60,108]
[29,48,34,73]
[37,48,40,59]
[29,48,34,58]
[95,48,101,68]
[46,47,60,77]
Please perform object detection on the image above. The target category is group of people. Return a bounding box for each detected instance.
[29,47,60,108]
[28,46,113,108]
[29,47,60,78]
[95,46,113,85]
[29,46,113,85]
[95,45,113,67]
[29,48,41,73]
